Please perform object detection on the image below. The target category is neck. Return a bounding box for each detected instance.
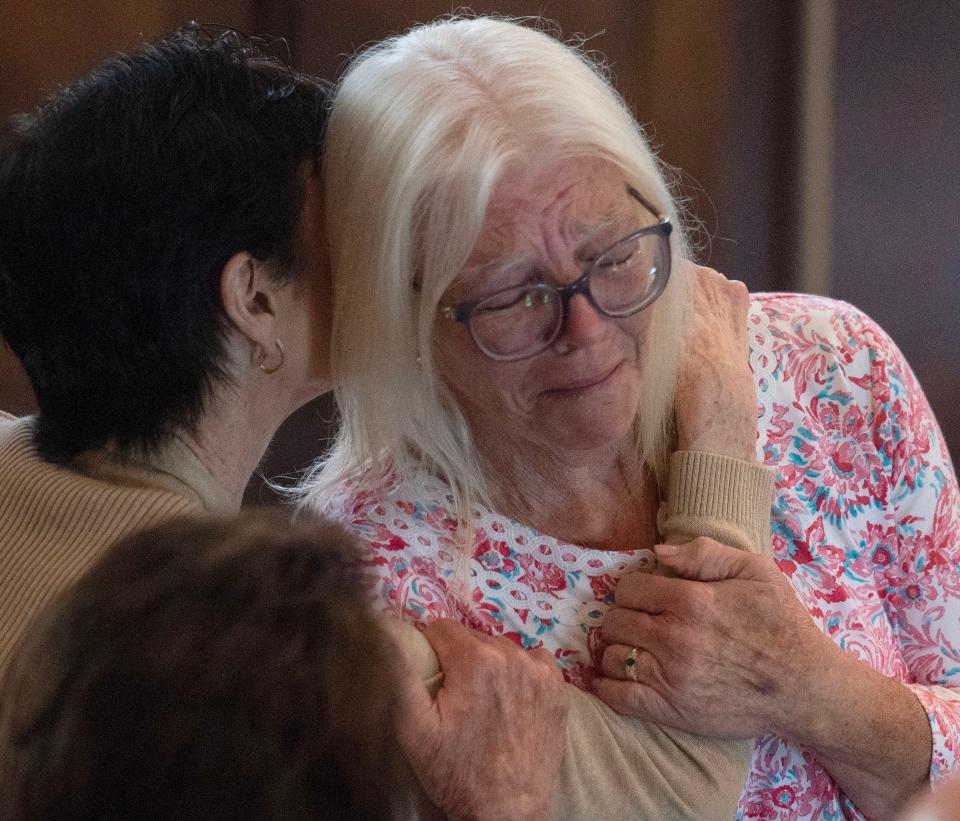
[480,433,660,550]
[144,387,289,513]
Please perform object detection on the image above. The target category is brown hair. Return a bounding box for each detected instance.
[0,510,410,820]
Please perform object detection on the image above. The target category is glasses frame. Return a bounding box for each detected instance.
[439,183,674,361]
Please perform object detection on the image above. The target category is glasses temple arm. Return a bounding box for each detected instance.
[625,183,668,222]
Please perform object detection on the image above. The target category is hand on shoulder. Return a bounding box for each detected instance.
[674,263,757,462]
[392,619,569,821]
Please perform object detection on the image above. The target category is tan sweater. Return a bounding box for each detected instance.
[0,414,204,671]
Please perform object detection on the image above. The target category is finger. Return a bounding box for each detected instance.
[601,642,657,682]
[592,675,671,723]
[654,537,764,582]
[389,631,441,754]
[614,570,690,612]
[377,615,441,681]
[600,606,660,648]
[419,619,490,682]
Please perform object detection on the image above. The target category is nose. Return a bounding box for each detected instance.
[553,292,607,351]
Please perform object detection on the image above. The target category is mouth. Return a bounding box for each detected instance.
[542,362,623,396]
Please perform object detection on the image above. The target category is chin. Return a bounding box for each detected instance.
[547,411,636,455]
[539,386,640,452]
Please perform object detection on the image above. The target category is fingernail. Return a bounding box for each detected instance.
[654,544,679,556]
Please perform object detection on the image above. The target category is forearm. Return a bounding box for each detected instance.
[555,686,751,821]
[386,618,751,820]
[778,652,931,819]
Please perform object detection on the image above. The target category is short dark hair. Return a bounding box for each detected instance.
[0,510,412,821]
[0,28,331,462]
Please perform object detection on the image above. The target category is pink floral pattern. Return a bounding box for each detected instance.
[314,294,960,819]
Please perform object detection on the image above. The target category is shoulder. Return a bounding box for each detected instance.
[307,465,459,540]
[749,292,913,403]
[750,292,895,353]
[754,293,947,527]
[0,416,44,471]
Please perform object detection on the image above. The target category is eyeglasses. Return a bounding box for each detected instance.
[439,184,673,361]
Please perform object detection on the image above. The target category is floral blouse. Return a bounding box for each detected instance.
[315,294,960,820]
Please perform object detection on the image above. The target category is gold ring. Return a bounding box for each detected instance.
[624,647,641,682]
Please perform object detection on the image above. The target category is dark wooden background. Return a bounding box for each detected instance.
[2,1,958,501]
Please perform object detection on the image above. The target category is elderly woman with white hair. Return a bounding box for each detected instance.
[305,17,960,820]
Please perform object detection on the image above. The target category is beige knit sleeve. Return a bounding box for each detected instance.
[658,450,776,555]
[382,617,750,821]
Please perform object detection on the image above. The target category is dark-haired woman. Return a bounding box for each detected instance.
[0,28,332,668]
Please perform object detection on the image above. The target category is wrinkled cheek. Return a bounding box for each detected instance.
[623,312,653,356]
[610,315,651,385]
[435,343,535,433]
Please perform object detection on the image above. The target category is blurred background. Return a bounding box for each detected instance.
[1,0,958,501]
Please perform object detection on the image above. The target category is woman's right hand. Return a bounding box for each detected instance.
[673,263,757,462]
[394,619,569,821]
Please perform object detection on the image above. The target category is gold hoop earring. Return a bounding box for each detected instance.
[258,338,285,374]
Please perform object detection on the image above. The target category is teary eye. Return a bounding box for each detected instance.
[596,242,638,270]
[479,286,553,312]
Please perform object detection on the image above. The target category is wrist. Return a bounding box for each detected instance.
[773,650,932,817]
[676,419,757,462]
[678,441,757,463]
[763,632,853,744]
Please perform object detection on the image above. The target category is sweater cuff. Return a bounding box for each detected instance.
[661,451,776,554]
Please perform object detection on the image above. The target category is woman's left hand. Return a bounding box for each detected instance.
[594,537,933,819]
[594,537,835,739]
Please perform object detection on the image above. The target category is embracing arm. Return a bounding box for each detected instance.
[379,441,768,820]
[385,617,752,821]
[662,264,775,556]
[378,499,763,821]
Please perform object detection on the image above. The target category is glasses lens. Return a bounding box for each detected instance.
[470,284,562,359]
[590,231,667,316]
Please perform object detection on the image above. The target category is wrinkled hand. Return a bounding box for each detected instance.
[593,538,841,740]
[395,619,569,821]
[674,264,756,461]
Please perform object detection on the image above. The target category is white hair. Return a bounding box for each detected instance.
[298,16,692,531]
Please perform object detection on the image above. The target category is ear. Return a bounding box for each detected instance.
[219,252,280,365]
